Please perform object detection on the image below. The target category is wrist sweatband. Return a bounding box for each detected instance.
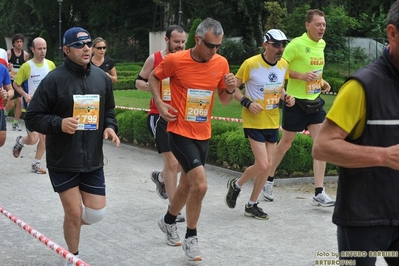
[240,96,253,109]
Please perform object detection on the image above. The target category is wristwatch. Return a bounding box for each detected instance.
[225,89,235,95]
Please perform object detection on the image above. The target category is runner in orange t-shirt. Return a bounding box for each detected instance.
[149,18,237,262]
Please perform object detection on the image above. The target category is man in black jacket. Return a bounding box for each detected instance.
[24,27,119,266]
[313,1,399,265]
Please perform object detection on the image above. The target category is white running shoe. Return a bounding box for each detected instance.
[158,215,181,246]
[312,189,335,207]
[261,181,274,202]
[182,236,202,261]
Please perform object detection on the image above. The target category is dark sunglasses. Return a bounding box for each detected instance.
[67,41,93,49]
[95,46,107,50]
[201,38,222,49]
[268,42,286,48]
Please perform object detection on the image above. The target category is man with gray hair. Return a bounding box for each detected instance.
[149,18,237,261]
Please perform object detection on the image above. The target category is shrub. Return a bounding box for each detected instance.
[39,30,54,62]
[276,133,313,177]
[208,121,240,164]
[131,110,154,146]
[185,19,202,49]
[116,111,135,142]
[218,39,247,65]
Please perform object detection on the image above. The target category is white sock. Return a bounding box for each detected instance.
[33,159,40,164]
[18,138,24,146]
[158,173,164,183]
[235,181,241,189]
[248,200,257,206]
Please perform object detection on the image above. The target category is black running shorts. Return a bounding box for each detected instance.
[168,132,209,174]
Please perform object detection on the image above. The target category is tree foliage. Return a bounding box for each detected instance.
[39,30,54,61]
[185,18,201,49]
[0,0,393,62]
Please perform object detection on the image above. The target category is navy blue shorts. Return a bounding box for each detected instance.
[48,167,106,195]
[281,100,326,132]
[244,128,278,143]
[147,114,171,154]
[168,133,209,174]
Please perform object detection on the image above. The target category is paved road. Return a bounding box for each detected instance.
[0,119,387,266]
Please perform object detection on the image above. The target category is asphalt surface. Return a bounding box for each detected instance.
[0,119,388,266]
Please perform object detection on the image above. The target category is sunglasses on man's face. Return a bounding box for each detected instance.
[67,41,93,49]
[268,42,286,48]
[200,38,222,49]
[95,46,107,50]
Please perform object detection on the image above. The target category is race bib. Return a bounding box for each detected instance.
[161,77,171,101]
[306,69,323,94]
[72,94,100,130]
[263,82,282,110]
[185,89,213,122]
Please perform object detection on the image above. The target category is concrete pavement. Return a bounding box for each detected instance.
[0,119,387,266]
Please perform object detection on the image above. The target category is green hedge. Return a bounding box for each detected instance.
[113,63,142,90]
[115,110,338,178]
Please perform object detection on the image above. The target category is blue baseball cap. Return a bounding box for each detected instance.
[63,27,91,46]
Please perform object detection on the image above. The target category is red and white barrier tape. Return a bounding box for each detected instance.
[115,106,310,135]
[0,206,90,266]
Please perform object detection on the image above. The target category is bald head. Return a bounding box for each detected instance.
[32,37,46,48]
[31,37,47,62]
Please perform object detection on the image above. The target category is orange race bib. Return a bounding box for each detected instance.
[306,69,323,94]
[263,82,282,110]
[161,77,171,101]
[72,94,100,130]
[185,88,213,122]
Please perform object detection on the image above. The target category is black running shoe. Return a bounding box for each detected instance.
[225,178,241,209]
[244,202,269,220]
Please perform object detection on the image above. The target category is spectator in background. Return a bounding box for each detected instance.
[91,37,117,83]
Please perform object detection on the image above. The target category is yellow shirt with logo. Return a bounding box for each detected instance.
[236,54,289,129]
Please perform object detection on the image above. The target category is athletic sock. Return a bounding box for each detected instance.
[267,176,274,182]
[158,172,164,183]
[164,211,177,225]
[13,119,18,124]
[185,227,197,239]
[315,187,323,196]
[235,181,241,189]
[18,137,24,146]
[248,200,256,206]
